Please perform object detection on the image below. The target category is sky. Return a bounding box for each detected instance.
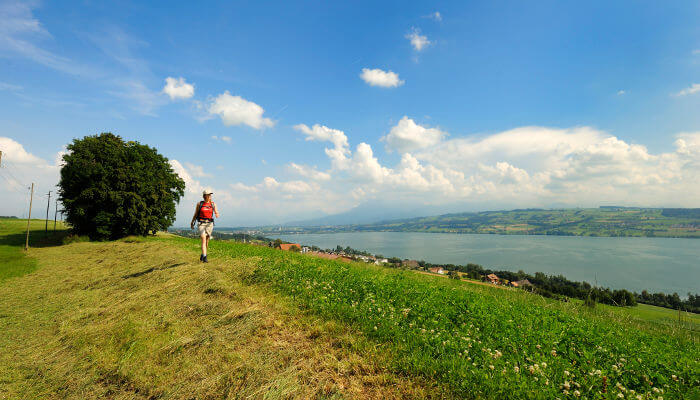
[1,0,699,226]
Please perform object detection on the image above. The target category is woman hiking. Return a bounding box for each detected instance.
[190,189,220,262]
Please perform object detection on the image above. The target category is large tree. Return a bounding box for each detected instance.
[59,133,185,240]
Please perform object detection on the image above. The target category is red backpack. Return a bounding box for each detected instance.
[198,201,214,221]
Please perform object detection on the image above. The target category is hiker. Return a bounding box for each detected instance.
[190,189,220,262]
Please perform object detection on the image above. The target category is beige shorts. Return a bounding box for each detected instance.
[197,221,214,237]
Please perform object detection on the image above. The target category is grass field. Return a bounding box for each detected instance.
[1,218,698,399]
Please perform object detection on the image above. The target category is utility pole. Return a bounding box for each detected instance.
[25,183,34,251]
[45,191,52,235]
[54,199,58,232]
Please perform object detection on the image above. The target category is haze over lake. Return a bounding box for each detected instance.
[271,232,700,295]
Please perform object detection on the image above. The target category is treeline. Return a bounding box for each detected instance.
[661,208,700,218]
[636,291,700,313]
[422,261,639,307]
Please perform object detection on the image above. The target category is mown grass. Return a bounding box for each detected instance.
[0,219,440,399]
[1,218,698,399]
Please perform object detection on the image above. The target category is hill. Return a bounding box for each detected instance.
[0,218,698,399]
[257,207,700,238]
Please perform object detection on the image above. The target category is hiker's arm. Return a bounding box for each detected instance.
[213,202,220,218]
[190,203,200,228]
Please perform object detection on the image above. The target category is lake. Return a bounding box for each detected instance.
[270,232,700,295]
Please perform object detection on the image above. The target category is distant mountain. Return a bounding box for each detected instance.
[283,201,461,227]
[264,207,700,238]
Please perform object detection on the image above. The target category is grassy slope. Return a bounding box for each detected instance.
[1,218,698,399]
[0,220,439,399]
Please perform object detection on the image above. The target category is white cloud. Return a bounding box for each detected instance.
[288,163,331,181]
[169,160,203,195]
[294,123,350,169]
[617,90,626,96]
[406,28,431,51]
[692,49,700,55]
[673,83,700,97]
[183,162,211,178]
[230,176,317,196]
[360,68,404,88]
[0,136,45,164]
[270,123,700,221]
[382,116,448,153]
[211,135,232,144]
[162,76,194,100]
[424,11,442,21]
[0,137,62,217]
[208,91,274,129]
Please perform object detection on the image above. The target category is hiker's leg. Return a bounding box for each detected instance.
[205,234,210,251]
[200,233,207,256]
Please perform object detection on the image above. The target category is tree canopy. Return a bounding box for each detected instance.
[59,133,185,240]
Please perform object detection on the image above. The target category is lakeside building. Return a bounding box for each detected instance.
[511,279,533,288]
[485,273,500,284]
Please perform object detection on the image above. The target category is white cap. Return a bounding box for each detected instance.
[202,189,214,196]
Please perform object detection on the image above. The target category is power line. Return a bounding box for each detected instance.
[0,170,26,194]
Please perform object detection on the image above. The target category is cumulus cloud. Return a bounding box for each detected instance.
[382,116,448,153]
[162,76,194,100]
[617,90,626,96]
[288,163,331,181]
[294,123,350,169]
[0,137,63,217]
[183,162,211,178]
[360,68,404,88]
[282,123,700,217]
[169,160,203,195]
[208,91,274,129]
[406,28,431,51]
[673,83,700,97]
[0,136,45,164]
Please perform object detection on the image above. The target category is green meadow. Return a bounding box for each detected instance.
[0,218,697,399]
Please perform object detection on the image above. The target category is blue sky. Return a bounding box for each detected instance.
[1,0,699,226]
